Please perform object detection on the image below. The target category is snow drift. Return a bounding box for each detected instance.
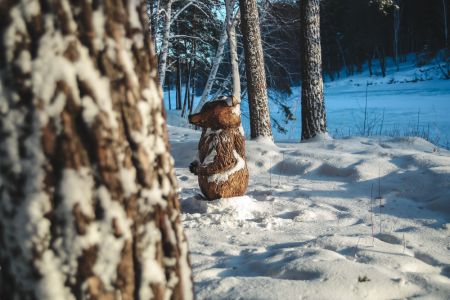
[170,124,450,299]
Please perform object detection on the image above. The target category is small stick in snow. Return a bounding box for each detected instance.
[403,233,406,254]
[379,196,382,234]
[376,166,383,234]
[354,237,361,258]
[377,166,382,201]
[269,156,272,188]
[370,184,375,246]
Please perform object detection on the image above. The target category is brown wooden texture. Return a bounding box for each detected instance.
[188,97,249,200]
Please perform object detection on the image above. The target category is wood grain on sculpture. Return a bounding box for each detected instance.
[188,96,249,200]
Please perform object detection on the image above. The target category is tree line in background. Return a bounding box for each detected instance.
[322,0,449,79]
[149,0,449,100]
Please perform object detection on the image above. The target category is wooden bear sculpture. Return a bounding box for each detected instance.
[188,96,249,200]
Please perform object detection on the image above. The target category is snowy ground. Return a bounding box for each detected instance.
[165,55,450,147]
[169,125,450,299]
[273,58,450,147]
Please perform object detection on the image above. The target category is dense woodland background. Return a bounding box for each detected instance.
[148,0,449,103]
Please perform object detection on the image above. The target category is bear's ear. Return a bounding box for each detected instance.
[227,95,240,107]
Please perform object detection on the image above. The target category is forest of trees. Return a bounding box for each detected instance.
[149,0,449,98]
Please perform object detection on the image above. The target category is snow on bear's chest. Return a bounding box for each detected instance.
[200,128,245,183]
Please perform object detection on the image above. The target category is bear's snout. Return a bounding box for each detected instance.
[188,113,203,126]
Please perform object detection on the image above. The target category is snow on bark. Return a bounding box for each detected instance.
[195,13,232,113]
[226,0,241,100]
[0,0,193,299]
[300,0,328,140]
[158,0,173,87]
[239,0,273,140]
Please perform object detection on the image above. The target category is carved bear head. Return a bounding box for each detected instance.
[189,96,241,129]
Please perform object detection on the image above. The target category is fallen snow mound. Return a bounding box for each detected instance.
[182,195,275,228]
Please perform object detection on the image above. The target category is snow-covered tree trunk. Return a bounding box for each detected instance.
[158,0,173,87]
[300,0,327,140]
[239,0,273,140]
[227,1,241,100]
[147,0,161,52]
[194,2,232,113]
[0,1,193,299]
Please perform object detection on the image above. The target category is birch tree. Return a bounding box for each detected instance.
[300,0,327,140]
[157,0,206,87]
[0,0,193,299]
[158,0,174,86]
[194,0,237,112]
[239,0,273,140]
[227,4,241,99]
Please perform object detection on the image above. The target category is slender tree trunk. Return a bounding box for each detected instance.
[147,0,160,52]
[181,93,188,117]
[158,0,173,87]
[168,76,172,110]
[190,75,195,115]
[376,46,387,77]
[182,60,192,117]
[300,0,327,140]
[186,64,191,113]
[176,59,182,110]
[194,5,232,112]
[189,43,196,115]
[239,0,273,140]
[335,34,348,76]
[393,0,401,71]
[443,0,448,48]
[0,1,193,299]
[227,1,241,100]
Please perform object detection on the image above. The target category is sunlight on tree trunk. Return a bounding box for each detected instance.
[0,0,193,299]
[300,0,327,140]
[240,0,273,140]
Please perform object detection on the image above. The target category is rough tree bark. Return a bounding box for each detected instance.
[300,0,327,140]
[239,0,273,140]
[0,0,193,299]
